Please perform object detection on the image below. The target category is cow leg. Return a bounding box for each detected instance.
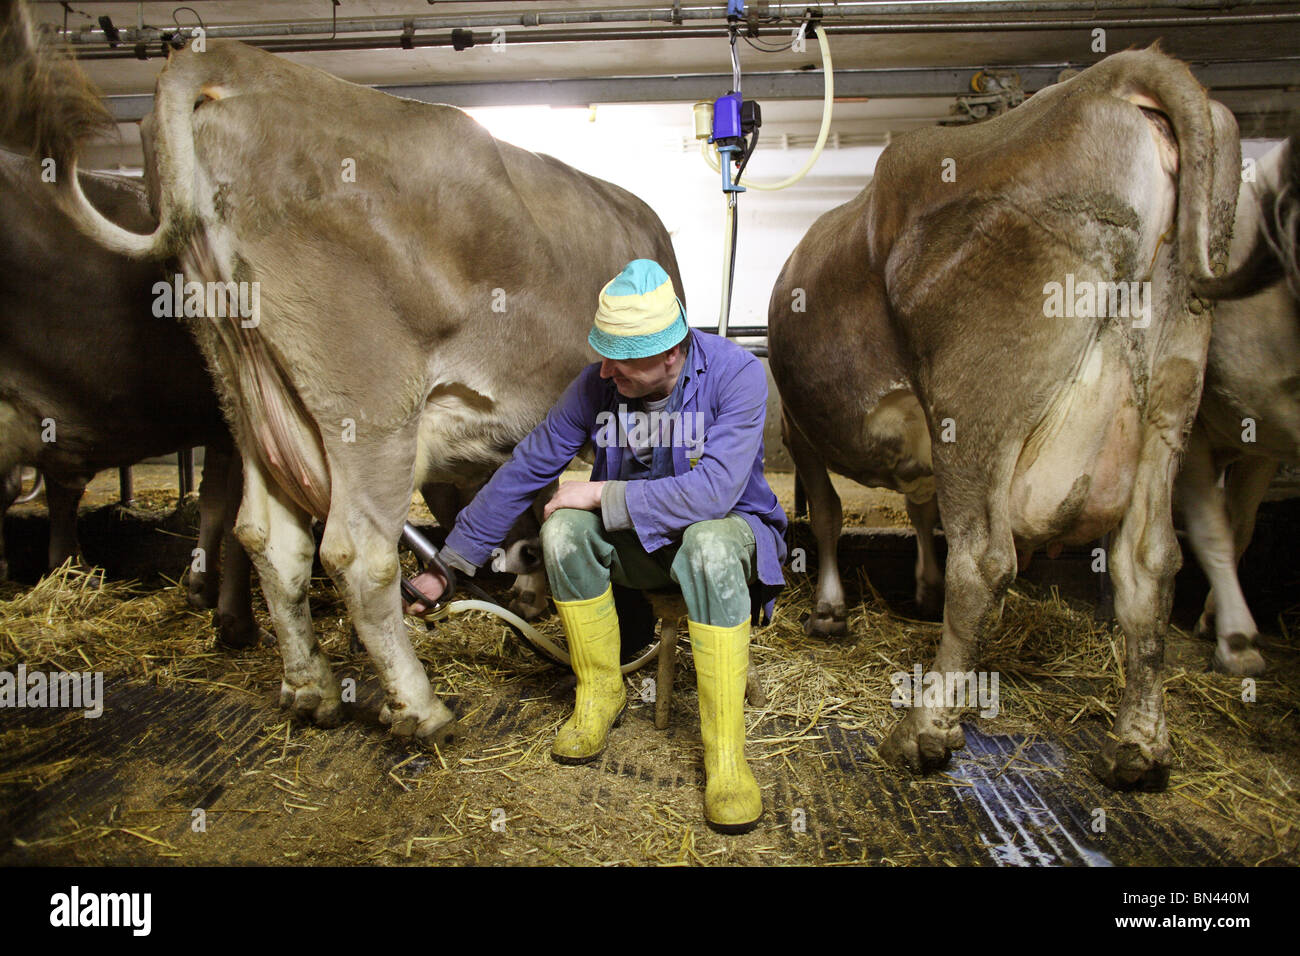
[419,480,460,531]
[44,475,86,570]
[215,450,258,648]
[322,455,455,744]
[1226,455,1277,558]
[783,411,848,636]
[188,445,230,610]
[508,567,549,621]
[506,483,554,621]
[1092,362,1207,791]
[880,484,1016,773]
[0,465,22,581]
[1176,430,1267,675]
[905,493,944,618]
[235,458,341,726]
[1213,455,1275,670]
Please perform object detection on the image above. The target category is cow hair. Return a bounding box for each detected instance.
[0,0,113,169]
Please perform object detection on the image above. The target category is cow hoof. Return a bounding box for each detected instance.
[215,612,260,649]
[279,680,343,728]
[1092,738,1170,791]
[186,575,219,611]
[803,603,848,637]
[507,588,548,622]
[915,580,945,620]
[879,715,965,773]
[379,699,457,746]
[1213,635,1265,677]
[1192,611,1215,643]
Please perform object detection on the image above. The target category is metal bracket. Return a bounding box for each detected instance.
[947,70,1025,123]
[400,20,415,49]
[450,27,474,51]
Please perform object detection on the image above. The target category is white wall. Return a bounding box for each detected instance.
[465,103,882,330]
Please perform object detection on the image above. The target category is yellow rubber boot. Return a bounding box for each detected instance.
[690,619,761,833]
[552,585,627,765]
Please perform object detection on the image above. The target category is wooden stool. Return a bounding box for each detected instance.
[643,589,767,731]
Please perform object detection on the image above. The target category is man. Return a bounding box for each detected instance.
[409,259,787,833]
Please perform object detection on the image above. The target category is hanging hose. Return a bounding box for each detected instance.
[718,195,737,334]
[400,523,661,676]
[716,106,763,335]
[429,599,661,676]
[702,23,834,191]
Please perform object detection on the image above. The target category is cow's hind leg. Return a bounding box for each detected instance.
[236,458,341,725]
[0,465,22,581]
[505,485,553,621]
[322,447,455,745]
[1210,455,1275,671]
[44,474,87,570]
[1176,429,1268,675]
[881,476,1016,772]
[783,410,848,636]
[1093,360,1207,791]
[214,449,258,648]
[905,493,944,618]
[188,444,230,610]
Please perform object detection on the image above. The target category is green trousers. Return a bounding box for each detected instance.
[540,509,756,628]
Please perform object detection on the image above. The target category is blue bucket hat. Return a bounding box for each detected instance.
[588,259,688,360]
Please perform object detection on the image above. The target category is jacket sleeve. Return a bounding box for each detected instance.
[623,355,766,553]
[442,368,598,569]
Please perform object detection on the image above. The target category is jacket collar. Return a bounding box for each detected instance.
[680,330,706,408]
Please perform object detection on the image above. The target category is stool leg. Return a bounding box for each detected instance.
[655,618,678,730]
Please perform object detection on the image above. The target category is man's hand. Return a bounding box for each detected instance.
[403,568,447,616]
[543,480,606,520]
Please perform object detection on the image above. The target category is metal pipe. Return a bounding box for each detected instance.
[60,1,1284,44]
[101,59,1300,118]
[72,13,1300,59]
[178,447,194,498]
[118,466,134,507]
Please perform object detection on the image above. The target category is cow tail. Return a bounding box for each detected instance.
[1111,48,1241,288]
[0,0,192,260]
[0,1,111,168]
[1200,137,1299,301]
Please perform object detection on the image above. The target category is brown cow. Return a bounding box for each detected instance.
[1,6,682,744]
[770,49,1240,789]
[1176,135,1299,676]
[0,145,254,645]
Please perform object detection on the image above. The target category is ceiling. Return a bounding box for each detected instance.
[28,1,1300,169]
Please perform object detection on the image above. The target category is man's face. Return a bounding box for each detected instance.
[599,346,683,400]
